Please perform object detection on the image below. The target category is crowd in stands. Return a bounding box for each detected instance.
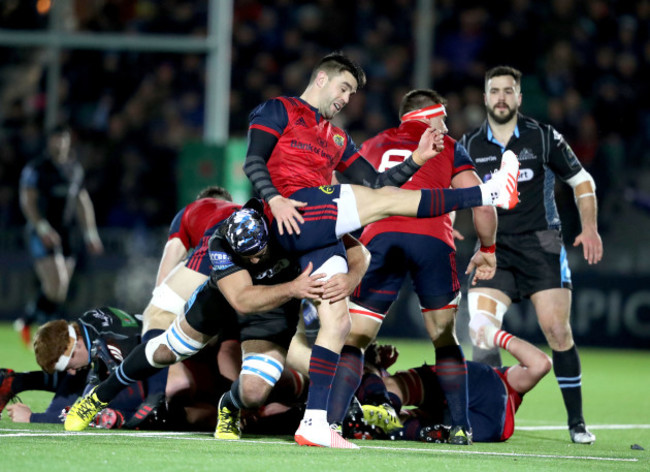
[0,0,648,234]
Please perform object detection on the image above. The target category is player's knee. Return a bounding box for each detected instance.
[467,292,507,346]
[541,323,574,351]
[346,333,374,350]
[145,318,206,368]
[142,304,176,332]
[239,353,284,407]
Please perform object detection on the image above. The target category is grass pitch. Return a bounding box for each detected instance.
[1,323,648,471]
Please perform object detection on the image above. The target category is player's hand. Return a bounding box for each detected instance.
[465,250,496,285]
[291,262,326,299]
[413,127,445,165]
[6,403,32,423]
[268,195,307,236]
[36,221,61,248]
[376,344,399,369]
[573,227,603,265]
[452,228,465,240]
[85,236,104,255]
[321,272,357,303]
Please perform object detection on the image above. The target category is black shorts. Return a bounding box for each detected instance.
[238,299,300,349]
[472,229,572,302]
[184,281,299,349]
[184,282,240,338]
[26,226,75,259]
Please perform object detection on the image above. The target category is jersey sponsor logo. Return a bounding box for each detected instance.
[294,117,308,128]
[484,168,534,183]
[91,310,113,328]
[254,258,290,280]
[319,185,335,194]
[333,134,344,147]
[517,148,537,161]
[475,155,498,163]
[518,168,534,182]
[209,251,234,270]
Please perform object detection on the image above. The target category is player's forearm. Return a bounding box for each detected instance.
[19,189,45,226]
[343,155,421,189]
[243,128,281,201]
[575,191,599,232]
[231,283,294,314]
[343,236,371,288]
[155,239,188,286]
[472,205,497,247]
[76,190,101,242]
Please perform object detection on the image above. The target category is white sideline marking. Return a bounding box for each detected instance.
[0,428,641,462]
[517,424,650,431]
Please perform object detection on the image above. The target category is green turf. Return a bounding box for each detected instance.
[1,323,648,471]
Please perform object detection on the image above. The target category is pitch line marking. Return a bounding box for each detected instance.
[0,430,640,462]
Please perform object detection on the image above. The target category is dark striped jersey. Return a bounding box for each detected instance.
[460,114,584,234]
[19,156,85,231]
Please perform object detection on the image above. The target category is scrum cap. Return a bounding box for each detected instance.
[223,200,269,256]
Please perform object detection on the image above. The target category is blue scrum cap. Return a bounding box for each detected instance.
[223,201,269,256]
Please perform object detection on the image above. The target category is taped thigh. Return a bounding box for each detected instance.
[145,317,206,367]
[241,353,284,387]
[150,283,186,316]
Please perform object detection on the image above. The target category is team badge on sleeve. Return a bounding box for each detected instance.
[333,134,344,147]
[319,185,335,194]
[210,250,234,271]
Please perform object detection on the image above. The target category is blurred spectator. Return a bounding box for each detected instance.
[0,0,646,242]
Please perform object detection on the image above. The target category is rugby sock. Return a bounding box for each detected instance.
[357,372,392,406]
[305,344,339,412]
[95,343,159,403]
[417,187,483,218]
[387,392,403,412]
[220,379,243,411]
[472,345,503,367]
[9,371,61,393]
[434,345,470,430]
[553,345,585,427]
[142,329,169,397]
[327,345,363,424]
[28,292,59,324]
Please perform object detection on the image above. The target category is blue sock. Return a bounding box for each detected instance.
[327,345,363,424]
[142,329,169,397]
[357,373,391,405]
[434,345,470,430]
[417,187,483,218]
[306,345,339,412]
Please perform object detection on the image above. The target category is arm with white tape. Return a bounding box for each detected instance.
[564,169,603,265]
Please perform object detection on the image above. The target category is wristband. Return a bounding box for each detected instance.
[480,244,496,254]
[493,329,514,350]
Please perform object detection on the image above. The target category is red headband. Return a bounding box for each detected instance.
[401,104,447,122]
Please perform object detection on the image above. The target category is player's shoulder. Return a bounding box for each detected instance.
[460,121,488,145]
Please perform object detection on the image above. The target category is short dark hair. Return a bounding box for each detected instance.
[398,89,446,119]
[196,186,233,201]
[485,65,522,89]
[47,124,71,138]
[310,52,366,89]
